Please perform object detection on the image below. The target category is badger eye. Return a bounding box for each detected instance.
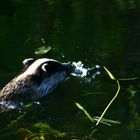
[41,63,49,72]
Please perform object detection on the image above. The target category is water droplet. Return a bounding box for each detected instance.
[61,53,65,58]
[34,101,40,105]
[95,65,101,69]
[41,38,46,44]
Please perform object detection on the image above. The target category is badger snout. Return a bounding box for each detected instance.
[59,62,75,75]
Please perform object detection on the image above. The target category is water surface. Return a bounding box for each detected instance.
[0,0,140,140]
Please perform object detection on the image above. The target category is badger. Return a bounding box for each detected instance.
[0,58,74,110]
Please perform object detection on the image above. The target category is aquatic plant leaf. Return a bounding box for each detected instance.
[82,91,94,96]
[75,102,94,122]
[34,122,53,130]
[40,135,45,140]
[94,116,120,124]
[35,46,51,55]
[103,66,116,80]
[20,128,33,134]
[24,133,42,140]
[75,102,120,126]
[23,102,33,109]
[9,114,24,126]
[96,67,120,126]
[82,91,106,96]
[93,118,111,126]
[34,122,65,137]
[76,67,122,126]
[118,77,138,81]
[21,122,65,140]
[20,128,40,140]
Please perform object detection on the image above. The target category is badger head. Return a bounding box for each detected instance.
[0,58,74,102]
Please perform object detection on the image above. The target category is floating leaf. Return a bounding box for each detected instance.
[35,46,51,55]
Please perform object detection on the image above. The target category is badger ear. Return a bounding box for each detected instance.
[23,58,35,70]
[41,63,49,72]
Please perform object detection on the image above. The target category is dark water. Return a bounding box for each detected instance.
[0,0,140,140]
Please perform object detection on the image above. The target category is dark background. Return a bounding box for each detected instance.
[0,0,140,139]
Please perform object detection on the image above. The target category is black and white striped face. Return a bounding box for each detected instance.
[22,58,74,99]
[0,58,74,103]
[22,58,73,77]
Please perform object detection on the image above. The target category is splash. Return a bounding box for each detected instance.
[0,101,17,112]
[71,61,101,84]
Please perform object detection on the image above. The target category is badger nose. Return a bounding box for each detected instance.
[62,63,75,74]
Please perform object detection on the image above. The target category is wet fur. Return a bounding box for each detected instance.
[0,58,72,103]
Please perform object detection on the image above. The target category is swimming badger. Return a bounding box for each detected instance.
[0,58,74,110]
